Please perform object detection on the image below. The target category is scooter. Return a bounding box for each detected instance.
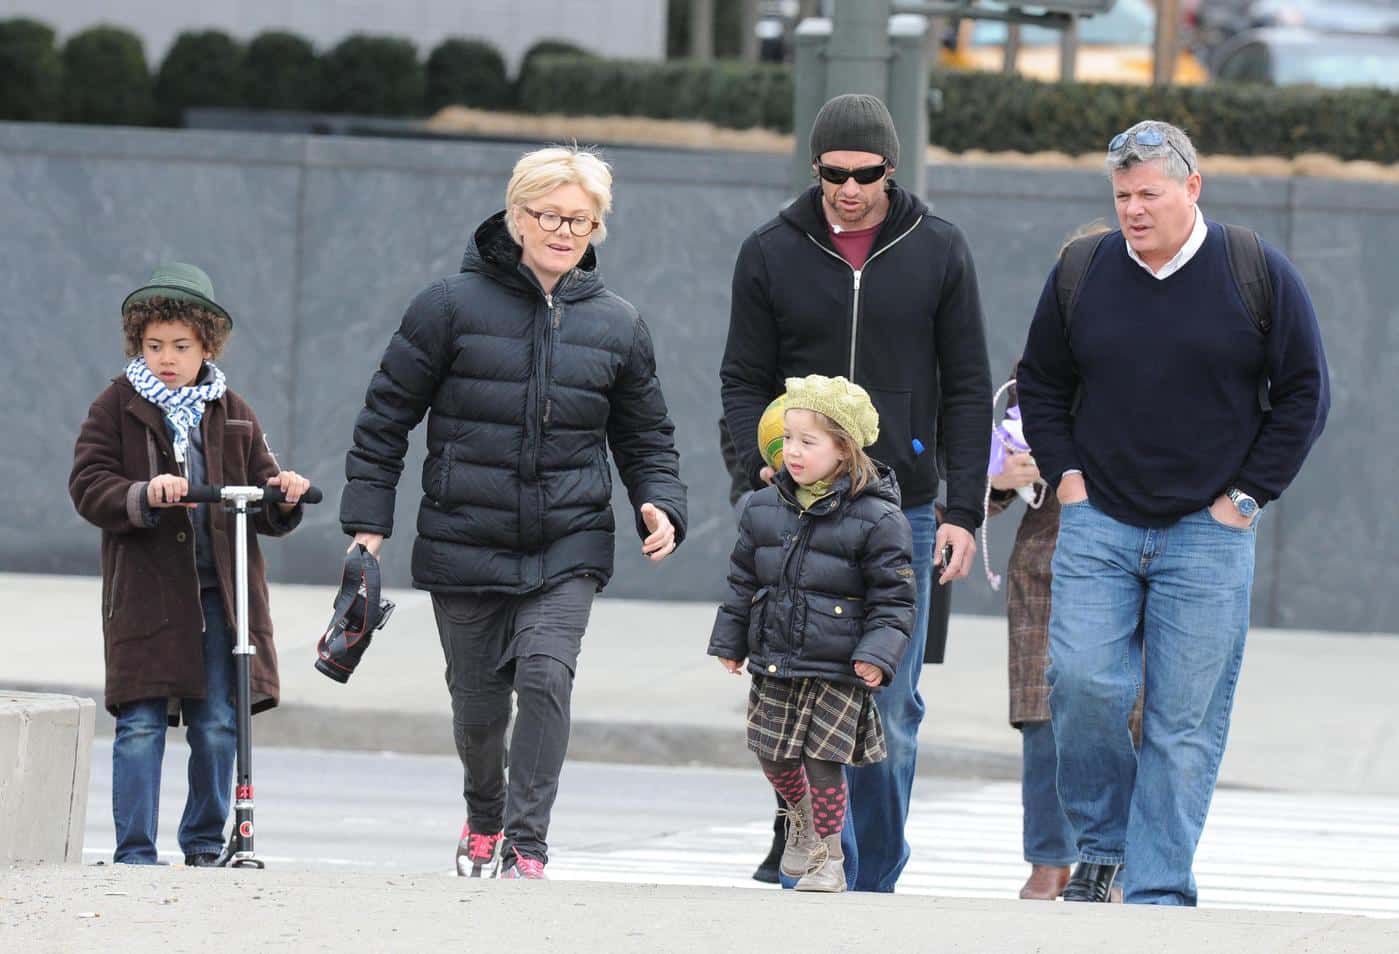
[184,481,322,869]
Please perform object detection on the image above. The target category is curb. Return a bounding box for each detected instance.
[8,682,1020,781]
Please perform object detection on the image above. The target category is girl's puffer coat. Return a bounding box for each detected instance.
[708,465,916,687]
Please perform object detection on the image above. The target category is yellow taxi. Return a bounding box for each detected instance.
[940,0,1208,85]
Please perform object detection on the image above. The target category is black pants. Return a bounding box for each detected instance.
[431,577,596,865]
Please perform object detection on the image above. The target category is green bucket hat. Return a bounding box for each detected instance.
[121,262,233,328]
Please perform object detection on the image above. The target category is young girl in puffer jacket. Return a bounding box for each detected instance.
[709,374,916,892]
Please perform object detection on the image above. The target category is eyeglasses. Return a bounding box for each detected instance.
[816,162,888,186]
[1108,129,1194,173]
[521,206,598,238]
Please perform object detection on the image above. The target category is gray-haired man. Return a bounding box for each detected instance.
[1017,121,1330,904]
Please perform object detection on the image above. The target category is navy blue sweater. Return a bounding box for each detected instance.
[1017,221,1330,528]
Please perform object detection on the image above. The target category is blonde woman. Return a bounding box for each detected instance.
[341,145,688,879]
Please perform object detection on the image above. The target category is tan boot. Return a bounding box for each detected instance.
[778,793,821,879]
[794,833,846,893]
[1019,864,1071,900]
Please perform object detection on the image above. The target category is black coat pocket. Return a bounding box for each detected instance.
[746,586,771,657]
[865,387,915,480]
[801,592,864,664]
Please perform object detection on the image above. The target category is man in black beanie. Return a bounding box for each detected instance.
[720,93,992,892]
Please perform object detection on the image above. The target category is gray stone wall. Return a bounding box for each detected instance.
[3,122,1394,632]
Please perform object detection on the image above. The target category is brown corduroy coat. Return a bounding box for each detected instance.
[988,482,1060,727]
[69,376,300,717]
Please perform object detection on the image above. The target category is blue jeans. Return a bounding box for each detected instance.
[112,590,237,864]
[843,501,935,892]
[1021,720,1076,866]
[1048,500,1255,905]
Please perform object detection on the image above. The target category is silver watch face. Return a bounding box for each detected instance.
[1233,493,1258,517]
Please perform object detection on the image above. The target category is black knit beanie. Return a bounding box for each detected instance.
[809,93,900,168]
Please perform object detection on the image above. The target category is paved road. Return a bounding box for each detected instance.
[83,742,1399,918]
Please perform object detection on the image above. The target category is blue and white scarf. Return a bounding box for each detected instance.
[124,356,227,466]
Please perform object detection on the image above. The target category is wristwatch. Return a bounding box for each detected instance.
[1226,488,1259,518]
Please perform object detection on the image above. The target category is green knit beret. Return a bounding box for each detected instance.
[782,374,880,448]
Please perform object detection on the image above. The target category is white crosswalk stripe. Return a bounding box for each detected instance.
[546,783,1399,918]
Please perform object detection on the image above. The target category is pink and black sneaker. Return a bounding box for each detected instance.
[455,821,502,878]
[497,845,546,880]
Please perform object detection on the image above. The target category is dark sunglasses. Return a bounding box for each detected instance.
[816,162,888,186]
[1108,129,1194,172]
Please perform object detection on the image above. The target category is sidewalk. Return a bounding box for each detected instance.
[10,572,1399,795]
[3,863,1395,954]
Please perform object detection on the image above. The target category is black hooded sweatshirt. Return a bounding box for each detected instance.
[720,182,992,531]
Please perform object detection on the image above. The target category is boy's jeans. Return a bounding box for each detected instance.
[1021,719,1076,866]
[845,502,936,892]
[112,590,236,864]
[1048,500,1254,905]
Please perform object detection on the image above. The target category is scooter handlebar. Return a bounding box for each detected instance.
[183,484,324,505]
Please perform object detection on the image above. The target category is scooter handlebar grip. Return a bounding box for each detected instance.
[182,485,324,504]
[261,485,324,505]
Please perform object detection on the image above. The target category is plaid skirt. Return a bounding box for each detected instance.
[746,676,887,766]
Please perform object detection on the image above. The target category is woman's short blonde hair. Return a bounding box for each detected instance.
[505,144,614,245]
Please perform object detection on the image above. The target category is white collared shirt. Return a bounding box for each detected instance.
[1126,206,1206,280]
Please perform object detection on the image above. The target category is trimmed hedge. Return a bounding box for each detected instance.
[242,31,319,111]
[519,55,792,132]
[153,30,242,125]
[319,34,424,116]
[518,39,594,83]
[517,55,1399,164]
[61,25,151,126]
[928,72,1399,163]
[0,18,63,121]
[425,37,511,112]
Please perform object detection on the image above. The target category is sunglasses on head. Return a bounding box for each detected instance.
[1108,129,1194,172]
[816,162,888,186]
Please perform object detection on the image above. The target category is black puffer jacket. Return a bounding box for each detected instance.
[341,211,688,594]
[708,465,915,687]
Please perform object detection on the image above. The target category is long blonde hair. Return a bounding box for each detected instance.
[817,415,881,498]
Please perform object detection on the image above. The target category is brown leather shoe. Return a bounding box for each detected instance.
[1019,864,1072,900]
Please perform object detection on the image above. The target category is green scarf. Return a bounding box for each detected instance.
[795,479,834,511]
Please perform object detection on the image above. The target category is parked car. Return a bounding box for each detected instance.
[1247,0,1399,38]
[1183,0,1258,59]
[940,0,1209,85]
[1211,26,1399,89]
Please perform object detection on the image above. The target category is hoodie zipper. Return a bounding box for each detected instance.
[805,217,922,381]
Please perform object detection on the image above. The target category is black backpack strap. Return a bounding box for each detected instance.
[1222,223,1275,412]
[1055,231,1111,415]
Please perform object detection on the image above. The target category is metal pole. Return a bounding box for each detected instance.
[791,17,833,195]
[1154,0,1182,86]
[1058,13,1078,82]
[886,13,929,198]
[690,0,714,60]
[219,490,264,868]
[826,0,893,94]
[1003,21,1021,75]
[740,0,761,62]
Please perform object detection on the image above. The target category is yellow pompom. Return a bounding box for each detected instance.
[757,394,787,470]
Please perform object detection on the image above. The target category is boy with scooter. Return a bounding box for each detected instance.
[69,263,311,866]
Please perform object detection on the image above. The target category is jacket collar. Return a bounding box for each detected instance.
[774,461,903,514]
[778,181,928,256]
[460,210,603,303]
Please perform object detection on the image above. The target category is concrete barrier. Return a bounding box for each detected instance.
[0,690,95,864]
